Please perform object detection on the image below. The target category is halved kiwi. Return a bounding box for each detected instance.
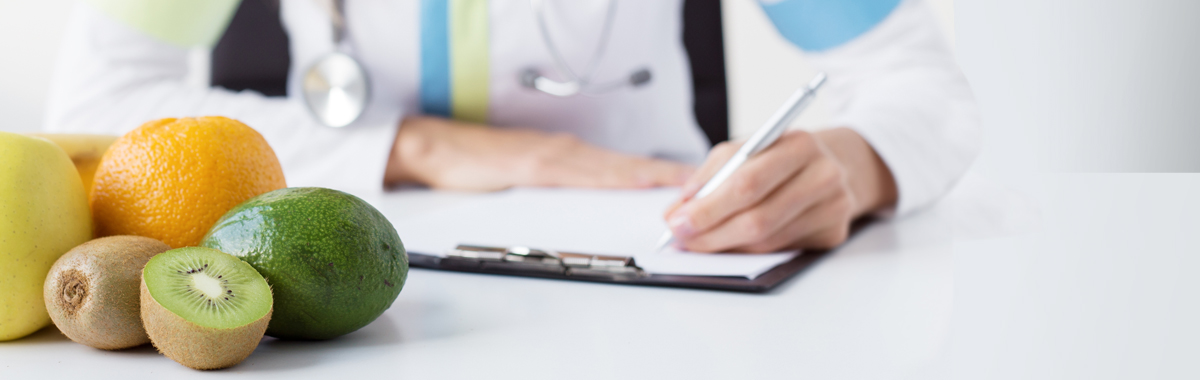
[140,247,272,370]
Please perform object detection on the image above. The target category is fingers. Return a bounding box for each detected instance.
[587,157,692,189]
[738,193,853,252]
[682,192,853,253]
[666,131,820,239]
[529,139,695,189]
[680,141,741,199]
[792,223,852,251]
[632,159,695,188]
[675,158,845,252]
[663,199,684,220]
[664,142,740,219]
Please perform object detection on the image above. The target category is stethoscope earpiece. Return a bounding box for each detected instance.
[628,69,651,86]
[520,68,540,89]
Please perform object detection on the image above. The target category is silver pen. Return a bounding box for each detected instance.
[655,72,827,251]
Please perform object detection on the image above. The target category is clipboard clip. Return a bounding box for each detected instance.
[444,244,645,279]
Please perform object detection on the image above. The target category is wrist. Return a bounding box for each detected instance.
[384,117,440,186]
[814,127,898,217]
[385,116,527,190]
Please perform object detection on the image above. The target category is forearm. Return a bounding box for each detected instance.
[384,117,472,187]
[384,116,532,189]
[384,116,694,190]
[804,0,982,215]
[383,120,424,186]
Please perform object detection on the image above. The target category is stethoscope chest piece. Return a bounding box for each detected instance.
[304,0,369,128]
[302,52,370,128]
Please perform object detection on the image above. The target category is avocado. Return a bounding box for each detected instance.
[200,187,407,340]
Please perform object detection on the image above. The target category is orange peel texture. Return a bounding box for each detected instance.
[90,117,286,248]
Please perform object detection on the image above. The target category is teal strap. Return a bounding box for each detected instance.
[759,0,902,52]
[420,0,452,118]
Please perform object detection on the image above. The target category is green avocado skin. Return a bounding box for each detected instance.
[200,187,407,340]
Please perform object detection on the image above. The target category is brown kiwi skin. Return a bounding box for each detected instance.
[43,236,170,350]
[140,275,272,370]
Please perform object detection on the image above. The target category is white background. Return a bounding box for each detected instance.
[5,2,1200,378]
[0,1,74,133]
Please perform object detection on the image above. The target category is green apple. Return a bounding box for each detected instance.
[27,133,119,191]
[0,131,93,341]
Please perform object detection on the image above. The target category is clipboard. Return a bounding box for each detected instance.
[407,244,831,293]
[388,189,872,293]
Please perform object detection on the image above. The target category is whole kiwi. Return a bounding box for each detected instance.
[44,235,170,349]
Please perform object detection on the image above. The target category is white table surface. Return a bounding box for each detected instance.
[3,172,1198,379]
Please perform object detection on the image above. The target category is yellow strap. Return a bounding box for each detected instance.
[449,0,490,123]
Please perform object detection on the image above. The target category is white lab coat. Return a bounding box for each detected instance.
[45,0,979,216]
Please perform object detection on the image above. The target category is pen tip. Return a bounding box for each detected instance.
[654,232,674,252]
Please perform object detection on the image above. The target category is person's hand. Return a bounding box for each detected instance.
[663,128,897,252]
[384,116,694,190]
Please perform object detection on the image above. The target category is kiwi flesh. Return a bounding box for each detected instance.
[140,247,272,370]
[44,236,170,350]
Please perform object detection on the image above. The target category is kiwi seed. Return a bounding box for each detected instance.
[141,247,272,370]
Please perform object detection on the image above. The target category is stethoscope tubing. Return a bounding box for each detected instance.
[525,0,651,97]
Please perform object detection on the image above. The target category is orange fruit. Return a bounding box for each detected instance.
[90,117,286,248]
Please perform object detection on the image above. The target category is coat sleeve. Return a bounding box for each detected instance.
[44,2,400,193]
[759,0,982,216]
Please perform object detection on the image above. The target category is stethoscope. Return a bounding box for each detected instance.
[521,0,652,97]
[302,0,369,128]
[302,0,651,128]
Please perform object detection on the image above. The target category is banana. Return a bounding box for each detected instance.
[27,133,120,192]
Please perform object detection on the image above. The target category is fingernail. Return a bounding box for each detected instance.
[667,213,696,237]
[670,241,687,251]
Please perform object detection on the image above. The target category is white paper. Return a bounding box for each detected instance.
[386,188,798,279]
